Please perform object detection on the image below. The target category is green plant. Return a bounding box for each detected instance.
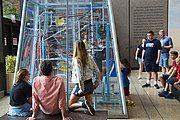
[5,55,16,73]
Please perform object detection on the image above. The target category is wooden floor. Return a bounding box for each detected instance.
[110,70,180,120]
[0,70,180,120]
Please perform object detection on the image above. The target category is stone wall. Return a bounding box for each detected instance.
[168,0,180,53]
[111,0,168,68]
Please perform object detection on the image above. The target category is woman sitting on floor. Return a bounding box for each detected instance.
[7,69,32,117]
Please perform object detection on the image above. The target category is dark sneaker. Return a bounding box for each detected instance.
[158,89,165,93]
[142,83,151,88]
[154,84,160,89]
[68,107,74,112]
[85,101,95,116]
[158,91,168,97]
[165,93,174,99]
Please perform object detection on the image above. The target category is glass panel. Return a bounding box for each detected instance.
[15,0,127,118]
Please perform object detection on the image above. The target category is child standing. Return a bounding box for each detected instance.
[120,58,135,106]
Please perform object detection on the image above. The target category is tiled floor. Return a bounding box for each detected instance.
[0,70,180,120]
[0,96,9,117]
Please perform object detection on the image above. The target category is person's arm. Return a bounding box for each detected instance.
[27,97,32,104]
[163,44,173,49]
[167,67,174,75]
[156,49,161,64]
[75,60,84,92]
[174,80,180,85]
[58,78,72,120]
[91,56,101,89]
[135,48,139,60]
[168,67,177,79]
[27,79,40,120]
[141,49,145,62]
[156,40,161,64]
[163,37,173,49]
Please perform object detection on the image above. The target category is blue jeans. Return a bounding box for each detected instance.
[7,102,32,117]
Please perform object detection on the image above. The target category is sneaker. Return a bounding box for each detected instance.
[154,84,160,89]
[126,100,135,106]
[138,76,142,79]
[158,89,165,93]
[165,93,174,99]
[85,101,95,115]
[158,91,168,97]
[142,83,150,88]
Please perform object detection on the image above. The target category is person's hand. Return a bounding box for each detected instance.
[135,56,137,60]
[63,116,73,120]
[174,81,180,85]
[94,80,99,89]
[142,59,144,63]
[26,117,36,120]
[156,59,159,64]
[78,89,84,96]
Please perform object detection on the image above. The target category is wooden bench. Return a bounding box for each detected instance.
[174,84,180,90]
[0,110,108,120]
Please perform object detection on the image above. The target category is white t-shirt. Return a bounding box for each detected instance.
[71,55,99,83]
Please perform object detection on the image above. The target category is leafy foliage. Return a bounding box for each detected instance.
[2,0,21,20]
[5,55,16,73]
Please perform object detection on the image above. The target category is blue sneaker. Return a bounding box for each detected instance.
[165,93,174,99]
[158,91,168,97]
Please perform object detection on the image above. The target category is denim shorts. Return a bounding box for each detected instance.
[167,77,178,85]
[162,74,170,81]
[72,79,94,97]
[144,62,159,72]
[159,53,169,67]
[7,102,32,117]
[137,58,143,64]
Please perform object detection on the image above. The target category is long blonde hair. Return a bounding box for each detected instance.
[73,40,88,68]
[15,69,29,84]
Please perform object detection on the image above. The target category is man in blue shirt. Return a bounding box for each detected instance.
[159,30,173,74]
[142,31,161,89]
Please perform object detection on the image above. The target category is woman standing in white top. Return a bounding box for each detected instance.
[135,38,146,79]
[69,40,101,116]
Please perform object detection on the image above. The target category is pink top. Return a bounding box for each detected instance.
[32,75,66,114]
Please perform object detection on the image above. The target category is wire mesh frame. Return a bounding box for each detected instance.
[14,0,128,118]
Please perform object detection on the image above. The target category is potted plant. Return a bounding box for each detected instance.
[5,55,16,93]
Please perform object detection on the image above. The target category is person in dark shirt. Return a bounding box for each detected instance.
[7,69,32,117]
[135,38,146,79]
[142,31,161,89]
